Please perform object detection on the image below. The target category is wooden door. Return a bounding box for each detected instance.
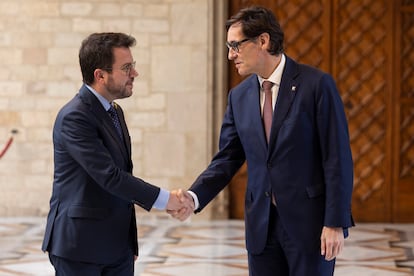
[392,0,414,222]
[227,0,414,222]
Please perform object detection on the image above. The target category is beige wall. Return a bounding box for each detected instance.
[0,0,227,219]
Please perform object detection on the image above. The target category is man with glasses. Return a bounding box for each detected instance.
[42,32,193,275]
[170,6,354,276]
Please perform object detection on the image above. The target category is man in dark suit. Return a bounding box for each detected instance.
[42,32,191,275]
[170,6,354,276]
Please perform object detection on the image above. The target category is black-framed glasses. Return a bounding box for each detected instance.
[103,61,136,76]
[226,38,251,53]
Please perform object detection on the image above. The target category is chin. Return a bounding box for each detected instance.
[237,70,249,76]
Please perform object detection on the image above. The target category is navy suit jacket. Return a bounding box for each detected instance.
[42,85,160,264]
[190,56,354,254]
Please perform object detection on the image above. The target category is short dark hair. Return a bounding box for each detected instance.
[79,32,136,85]
[226,6,284,55]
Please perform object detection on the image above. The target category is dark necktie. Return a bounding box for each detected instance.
[108,104,123,140]
[263,81,274,143]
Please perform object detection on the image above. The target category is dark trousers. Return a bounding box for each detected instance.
[248,204,335,276]
[49,251,134,276]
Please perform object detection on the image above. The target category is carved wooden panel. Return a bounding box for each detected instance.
[401,12,414,99]
[333,0,391,221]
[400,10,414,178]
[393,1,414,222]
[400,107,414,179]
[275,0,328,70]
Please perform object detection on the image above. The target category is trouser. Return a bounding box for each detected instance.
[248,204,335,276]
[49,250,134,276]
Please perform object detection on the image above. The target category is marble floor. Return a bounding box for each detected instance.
[1,214,414,275]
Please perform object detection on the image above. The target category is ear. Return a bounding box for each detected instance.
[259,32,270,49]
[94,69,105,81]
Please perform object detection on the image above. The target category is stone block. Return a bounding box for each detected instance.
[133,19,169,33]
[23,48,47,65]
[73,18,102,32]
[130,79,149,96]
[144,4,169,18]
[167,93,207,132]
[128,112,165,128]
[37,65,65,81]
[150,34,170,45]
[0,2,20,16]
[151,46,192,93]
[54,33,84,47]
[20,111,54,127]
[12,32,54,48]
[22,2,59,17]
[171,2,208,44]
[0,81,24,96]
[61,2,93,16]
[0,49,22,65]
[39,19,72,32]
[122,4,143,17]
[47,48,78,65]
[8,65,39,82]
[137,94,166,111]
[185,131,210,175]
[132,33,150,48]
[102,19,132,32]
[46,81,78,97]
[8,96,36,111]
[0,111,20,125]
[0,33,11,46]
[143,132,186,177]
[96,3,121,16]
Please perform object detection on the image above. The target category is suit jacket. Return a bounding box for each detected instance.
[42,85,160,264]
[190,56,354,254]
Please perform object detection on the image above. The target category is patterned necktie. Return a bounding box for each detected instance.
[108,104,123,140]
[262,81,274,143]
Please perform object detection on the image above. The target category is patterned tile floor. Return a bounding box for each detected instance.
[0,215,414,275]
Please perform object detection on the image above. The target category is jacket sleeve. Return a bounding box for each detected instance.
[316,73,354,228]
[190,90,246,211]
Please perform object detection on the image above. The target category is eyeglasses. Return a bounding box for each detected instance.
[103,61,136,76]
[226,38,251,53]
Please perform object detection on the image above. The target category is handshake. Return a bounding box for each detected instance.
[166,189,195,221]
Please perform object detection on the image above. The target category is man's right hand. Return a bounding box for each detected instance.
[166,189,195,221]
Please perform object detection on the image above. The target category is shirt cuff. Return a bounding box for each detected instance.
[152,188,170,210]
[187,190,200,210]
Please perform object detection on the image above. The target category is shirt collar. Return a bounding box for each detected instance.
[258,53,286,88]
[85,84,112,111]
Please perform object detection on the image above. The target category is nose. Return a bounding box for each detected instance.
[228,48,237,60]
[131,67,139,77]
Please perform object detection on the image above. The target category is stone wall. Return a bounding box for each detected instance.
[0,0,225,219]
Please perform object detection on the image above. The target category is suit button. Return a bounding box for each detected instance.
[265,192,270,197]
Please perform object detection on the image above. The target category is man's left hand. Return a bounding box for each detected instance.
[320,226,344,261]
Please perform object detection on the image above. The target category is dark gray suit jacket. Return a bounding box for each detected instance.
[190,56,354,254]
[42,85,160,264]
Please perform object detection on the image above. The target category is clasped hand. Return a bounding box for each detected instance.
[166,189,195,221]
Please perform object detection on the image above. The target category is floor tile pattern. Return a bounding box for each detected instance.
[0,216,414,275]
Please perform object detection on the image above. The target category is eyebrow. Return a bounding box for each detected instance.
[121,61,134,68]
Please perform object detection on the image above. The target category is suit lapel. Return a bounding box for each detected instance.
[79,86,130,160]
[246,77,269,150]
[268,57,299,152]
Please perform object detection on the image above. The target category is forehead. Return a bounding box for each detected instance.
[227,23,244,41]
[112,47,133,65]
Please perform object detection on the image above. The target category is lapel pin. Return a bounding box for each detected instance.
[291,86,296,92]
